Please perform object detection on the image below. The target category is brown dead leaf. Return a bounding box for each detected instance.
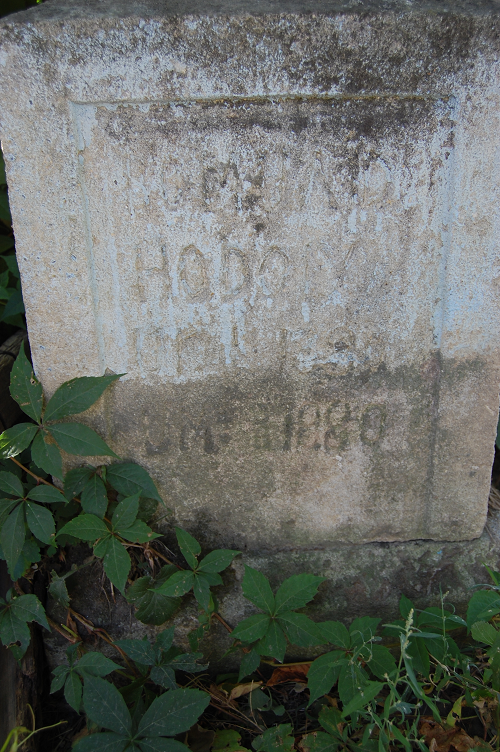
[267,664,311,686]
[419,719,476,752]
[229,681,263,700]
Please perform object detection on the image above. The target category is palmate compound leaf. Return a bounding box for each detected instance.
[76,652,121,677]
[276,611,324,647]
[112,493,140,531]
[156,570,195,599]
[106,463,162,503]
[175,527,200,569]
[0,470,24,498]
[318,621,351,650]
[10,593,50,630]
[44,373,123,423]
[307,651,346,705]
[238,648,261,681]
[0,605,31,658]
[31,431,63,479]
[64,466,95,501]
[99,535,132,594]
[137,687,210,737]
[252,724,294,752]
[25,501,56,545]
[58,513,108,541]
[73,733,130,752]
[0,502,25,574]
[274,574,326,615]
[9,341,43,422]
[231,613,271,644]
[257,619,287,662]
[0,423,38,459]
[114,638,157,666]
[27,485,67,504]
[198,549,241,573]
[126,567,181,626]
[242,566,275,615]
[82,675,132,735]
[48,423,118,458]
[81,473,108,518]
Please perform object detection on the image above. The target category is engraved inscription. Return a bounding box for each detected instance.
[74,96,454,382]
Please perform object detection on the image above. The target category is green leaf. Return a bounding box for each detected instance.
[364,644,397,680]
[138,687,210,737]
[0,423,38,459]
[44,374,122,423]
[3,254,19,277]
[156,570,195,598]
[399,594,414,620]
[114,638,156,666]
[0,236,14,253]
[467,590,500,629]
[242,566,275,615]
[74,733,129,752]
[274,574,325,615]
[48,422,118,458]
[118,519,159,544]
[407,634,430,678]
[231,613,271,643]
[0,498,18,526]
[349,617,381,646]
[166,651,207,673]
[300,732,339,752]
[83,675,132,735]
[102,536,131,593]
[341,680,384,718]
[338,662,370,706]
[0,607,30,656]
[277,611,323,647]
[307,651,345,705]
[126,570,181,626]
[134,590,180,626]
[8,538,40,581]
[198,549,240,573]
[0,470,24,498]
[64,670,83,713]
[252,725,294,752]
[58,513,108,542]
[64,466,94,500]
[106,463,161,503]
[11,593,49,630]
[48,571,70,608]
[319,621,351,650]
[94,535,112,558]
[193,573,211,611]
[27,485,66,504]
[138,740,190,752]
[318,706,343,736]
[81,474,108,518]
[112,493,139,532]
[175,527,200,569]
[238,648,261,681]
[2,288,24,320]
[76,652,121,677]
[26,501,55,545]
[257,619,287,662]
[0,190,11,224]
[471,621,498,646]
[31,431,63,479]
[50,665,70,693]
[9,342,43,422]
[0,503,25,574]
[150,664,177,690]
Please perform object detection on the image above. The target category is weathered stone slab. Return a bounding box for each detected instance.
[0,0,499,547]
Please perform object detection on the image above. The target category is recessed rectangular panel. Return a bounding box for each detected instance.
[74,97,454,382]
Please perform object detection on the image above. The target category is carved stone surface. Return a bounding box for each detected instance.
[0,0,499,547]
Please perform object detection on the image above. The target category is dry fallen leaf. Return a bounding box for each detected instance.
[229,680,263,700]
[267,664,311,686]
[419,719,476,752]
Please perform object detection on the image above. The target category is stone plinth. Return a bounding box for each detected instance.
[1,0,499,548]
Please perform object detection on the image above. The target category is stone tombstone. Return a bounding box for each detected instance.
[0,0,499,551]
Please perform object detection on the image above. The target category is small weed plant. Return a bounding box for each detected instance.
[0,346,499,751]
